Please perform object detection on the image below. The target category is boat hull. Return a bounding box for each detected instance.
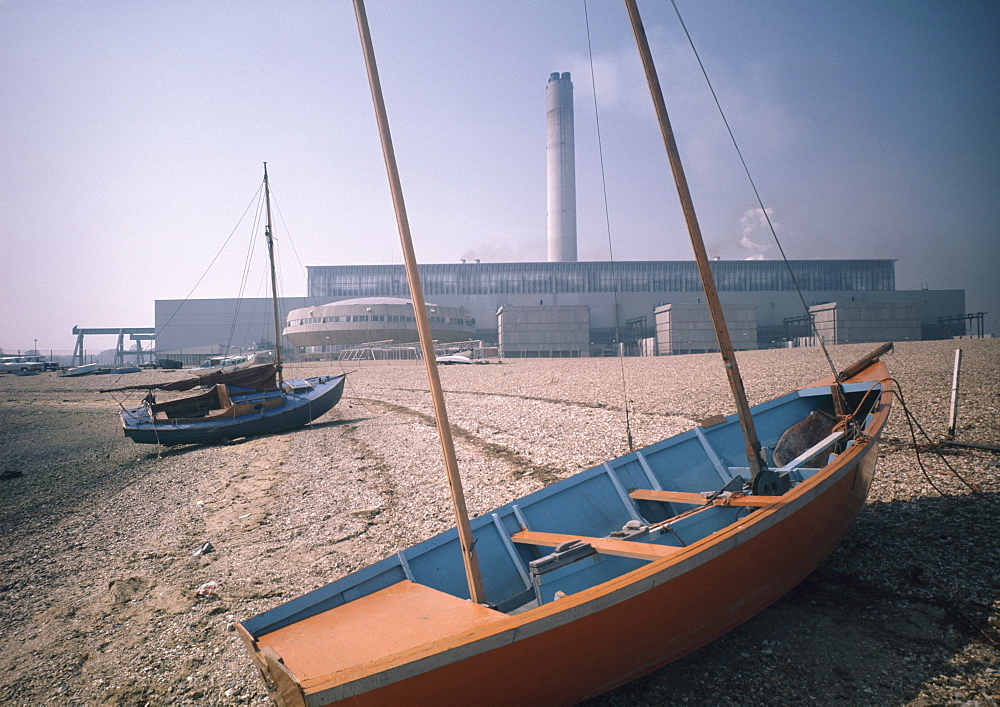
[120,374,345,445]
[240,360,891,706]
[312,443,876,705]
[58,363,100,377]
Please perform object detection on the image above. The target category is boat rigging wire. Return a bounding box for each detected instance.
[666,0,843,383]
[158,183,265,336]
[584,0,635,452]
[225,189,267,356]
[267,182,351,380]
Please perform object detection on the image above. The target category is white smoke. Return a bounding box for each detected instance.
[738,208,775,260]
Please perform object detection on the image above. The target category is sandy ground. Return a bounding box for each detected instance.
[0,339,997,705]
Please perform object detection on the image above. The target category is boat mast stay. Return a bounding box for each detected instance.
[624,0,783,495]
[262,163,285,390]
[353,0,487,603]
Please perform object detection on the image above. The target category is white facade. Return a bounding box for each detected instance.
[810,301,921,345]
[283,297,475,349]
[654,302,757,355]
[498,304,589,358]
[154,297,311,356]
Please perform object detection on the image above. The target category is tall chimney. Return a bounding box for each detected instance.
[546,72,577,262]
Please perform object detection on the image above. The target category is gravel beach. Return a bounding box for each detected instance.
[1,339,997,705]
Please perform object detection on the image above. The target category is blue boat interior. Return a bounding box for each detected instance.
[244,380,883,636]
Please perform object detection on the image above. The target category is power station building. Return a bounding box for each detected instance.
[152,259,965,359]
[150,72,969,359]
[282,297,475,348]
[304,259,963,350]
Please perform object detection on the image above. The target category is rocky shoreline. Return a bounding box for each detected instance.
[1,339,997,705]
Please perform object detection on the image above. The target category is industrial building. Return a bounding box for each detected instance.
[498,304,589,358]
[152,259,965,359]
[153,296,313,364]
[809,301,922,345]
[304,259,963,348]
[654,302,757,355]
[283,297,475,348]
[151,72,969,359]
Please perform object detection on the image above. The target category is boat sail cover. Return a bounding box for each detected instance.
[100,364,279,393]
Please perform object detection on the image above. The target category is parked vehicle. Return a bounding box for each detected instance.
[20,355,59,371]
[0,356,47,373]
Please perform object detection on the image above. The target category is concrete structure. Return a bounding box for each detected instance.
[306,260,963,346]
[810,301,921,345]
[154,297,312,359]
[546,72,576,262]
[153,260,966,357]
[654,302,757,355]
[282,297,475,350]
[498,304,589,358]
[71,326,157,366]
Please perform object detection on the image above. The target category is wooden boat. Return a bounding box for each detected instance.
[237,2,894,704]
[240,350,891,705]
[108,165,346,446]
[113,363,345,446]
[69,363,98,375]
[435,354,474,365]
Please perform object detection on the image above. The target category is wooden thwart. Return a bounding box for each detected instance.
[511,530,683,561]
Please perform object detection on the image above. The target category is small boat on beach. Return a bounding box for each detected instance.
[58,363,101,377]
[435,354,473,365]
[239,348,891,705]
[237,2,894,704]
[110,363,345,446]
[105,165,346,446]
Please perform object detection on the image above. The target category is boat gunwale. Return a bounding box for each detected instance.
[250,362,893,700]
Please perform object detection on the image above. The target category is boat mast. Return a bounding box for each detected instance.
[262,163,285,389]
[353,0,487,603]
[624,0,780,493]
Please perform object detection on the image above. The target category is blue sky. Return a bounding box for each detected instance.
[1,0,997,354]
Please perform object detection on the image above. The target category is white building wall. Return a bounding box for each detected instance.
[654,302,757,355]
[498,305,589,357]
[810,301,921,344]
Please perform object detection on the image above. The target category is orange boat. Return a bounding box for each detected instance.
[239,349,892,705]
[238,2,894,703]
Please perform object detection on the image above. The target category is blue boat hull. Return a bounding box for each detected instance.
[120,374,346,445]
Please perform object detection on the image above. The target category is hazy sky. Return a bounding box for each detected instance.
[2,0,997,354]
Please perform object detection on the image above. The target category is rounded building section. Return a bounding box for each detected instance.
[283,297,475,349]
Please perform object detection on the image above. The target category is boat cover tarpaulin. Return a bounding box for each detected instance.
[100,364,279,393]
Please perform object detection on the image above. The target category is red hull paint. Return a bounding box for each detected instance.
[257,364,891,706]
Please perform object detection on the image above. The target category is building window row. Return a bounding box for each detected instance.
[307,260,895,299]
